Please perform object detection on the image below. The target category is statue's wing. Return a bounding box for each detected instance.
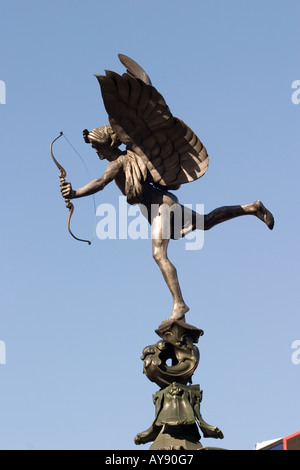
[95,55,209,188]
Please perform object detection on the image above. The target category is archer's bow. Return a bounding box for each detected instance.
[50,131,91,245]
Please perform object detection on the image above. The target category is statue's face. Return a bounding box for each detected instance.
[88,126,111,160]
[97,151,106,160]
[88,125,121,160]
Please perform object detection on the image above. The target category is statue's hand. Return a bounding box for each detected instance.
[60,181,75,200]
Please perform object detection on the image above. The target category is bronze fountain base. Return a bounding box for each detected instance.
[134,320,224,450]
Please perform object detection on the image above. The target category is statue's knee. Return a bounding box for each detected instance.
[152,250,161,264]
[152,248,165,265]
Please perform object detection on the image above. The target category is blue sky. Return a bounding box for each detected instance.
[0,0,299,450]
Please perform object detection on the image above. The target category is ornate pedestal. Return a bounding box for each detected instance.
[134,320,224,450]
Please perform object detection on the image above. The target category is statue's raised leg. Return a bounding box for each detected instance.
[198,200,274,231]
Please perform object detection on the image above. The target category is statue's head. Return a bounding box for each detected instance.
[84,125,121,160]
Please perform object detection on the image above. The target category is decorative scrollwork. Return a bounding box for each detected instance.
[141,320,203,388]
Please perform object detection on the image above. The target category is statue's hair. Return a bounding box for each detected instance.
[98,125,121,148]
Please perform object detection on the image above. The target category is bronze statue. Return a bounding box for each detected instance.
[60,54,274,322]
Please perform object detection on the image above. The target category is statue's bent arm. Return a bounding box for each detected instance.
[61,158,123,200]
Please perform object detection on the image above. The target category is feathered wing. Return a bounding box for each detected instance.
[95,56,209,189]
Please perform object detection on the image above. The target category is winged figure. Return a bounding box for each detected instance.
[61,54,274,322]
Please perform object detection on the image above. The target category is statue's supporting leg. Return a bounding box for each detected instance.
[151,211,189,321]
[202,200,274,231]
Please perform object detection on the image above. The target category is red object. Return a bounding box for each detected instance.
[282,431,300,450]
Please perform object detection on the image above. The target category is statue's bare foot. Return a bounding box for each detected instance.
[169,303,190,322]
[254,200,274,230]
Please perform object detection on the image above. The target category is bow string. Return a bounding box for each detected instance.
[50,131,93,245]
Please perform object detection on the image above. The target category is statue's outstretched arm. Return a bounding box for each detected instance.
[61,159,122,200]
